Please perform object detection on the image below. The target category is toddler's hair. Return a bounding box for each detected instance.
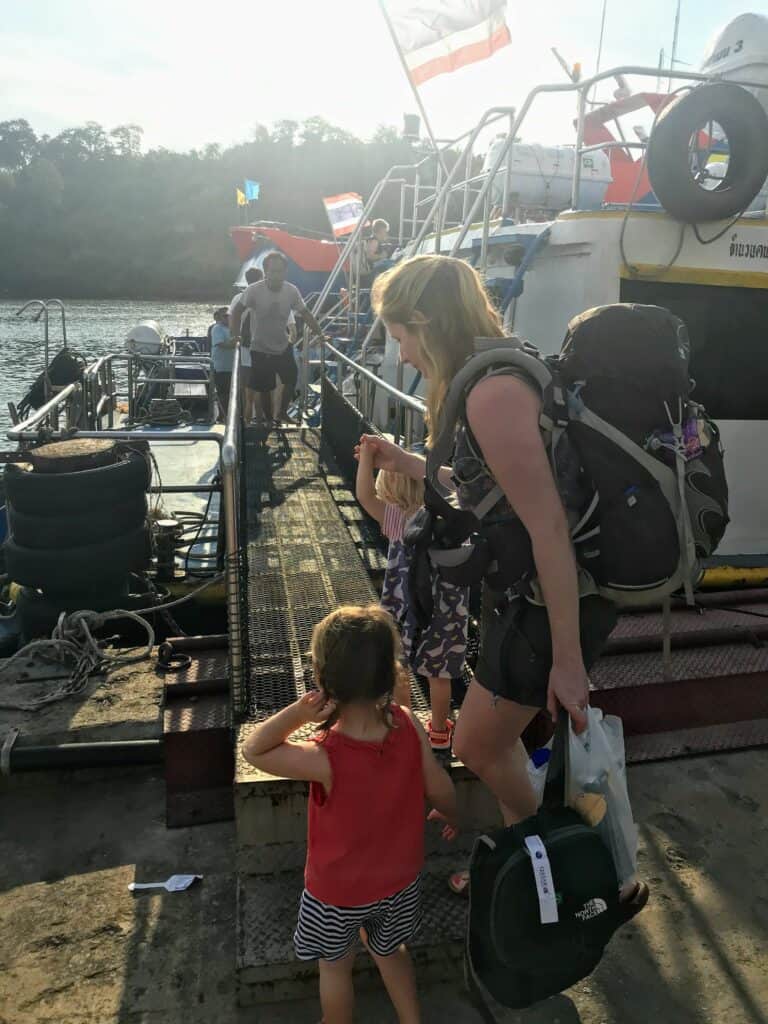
[311,605,405,731]
[375,469,423,517]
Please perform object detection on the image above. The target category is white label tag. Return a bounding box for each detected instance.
[524,835,559,925]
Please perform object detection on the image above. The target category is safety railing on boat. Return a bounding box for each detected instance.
[220,345,246,720]
[297,61,768,418]
[320,340,425,449]
[6,381,84,441]
[14,300,70,407]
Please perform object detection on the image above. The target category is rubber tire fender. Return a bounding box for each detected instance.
[4,449,151,517]
[647,82,768,224]
[8,495,148,549]
[4,525,151,592]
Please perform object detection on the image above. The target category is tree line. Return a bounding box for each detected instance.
[0,117,438,300]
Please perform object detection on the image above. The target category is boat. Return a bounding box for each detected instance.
[230,221,342,296]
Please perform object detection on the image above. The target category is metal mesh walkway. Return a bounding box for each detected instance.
[242,426,425,720]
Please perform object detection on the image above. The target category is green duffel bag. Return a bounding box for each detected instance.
[465,714,632,1019]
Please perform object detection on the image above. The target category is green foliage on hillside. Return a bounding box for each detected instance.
[0,117,428,299]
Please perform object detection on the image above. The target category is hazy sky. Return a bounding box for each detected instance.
[0,1,756,152]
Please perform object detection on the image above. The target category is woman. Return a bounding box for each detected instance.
[364,255,646,907]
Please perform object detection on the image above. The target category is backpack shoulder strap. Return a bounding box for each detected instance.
[426,337,553,484]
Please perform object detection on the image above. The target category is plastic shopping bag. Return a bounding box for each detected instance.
[566,707,638,886]
[526,740,554,808]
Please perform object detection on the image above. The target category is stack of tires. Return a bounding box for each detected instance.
[3,440,152,639]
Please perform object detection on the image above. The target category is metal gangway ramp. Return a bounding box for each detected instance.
[232,403,483,1006]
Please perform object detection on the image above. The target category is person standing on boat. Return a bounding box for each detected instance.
[360,218,394,290]
[363,256,647,911]
[210,307,235,420]
[230,251,327,424]
[229,266,263,423]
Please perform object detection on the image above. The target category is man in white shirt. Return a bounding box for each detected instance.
[228,266,263,422]
[230,251,327,424]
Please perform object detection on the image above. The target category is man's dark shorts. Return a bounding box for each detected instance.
[249,348,298,394]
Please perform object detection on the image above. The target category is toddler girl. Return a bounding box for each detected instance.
[242,604,458,1024]
[356,435,469,750]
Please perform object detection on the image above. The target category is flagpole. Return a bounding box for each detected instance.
[378,0,449,178]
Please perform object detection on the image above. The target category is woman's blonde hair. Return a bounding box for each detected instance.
[372,254,504,442]
[375,468,423,516]
[311,605,405,732]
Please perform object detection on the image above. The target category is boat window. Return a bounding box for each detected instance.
[619,279,768,421]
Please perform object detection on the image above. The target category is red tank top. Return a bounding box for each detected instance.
[305,705,425,906]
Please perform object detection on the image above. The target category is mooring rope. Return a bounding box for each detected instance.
[0,573,225,712]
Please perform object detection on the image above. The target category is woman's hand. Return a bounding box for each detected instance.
[292,690,337,726]
[547,660,590,734]
[427,808,459,842]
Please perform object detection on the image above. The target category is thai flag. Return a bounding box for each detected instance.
[382,0,511,86]
[322,193,365,238]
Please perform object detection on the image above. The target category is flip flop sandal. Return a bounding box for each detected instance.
[448,869,470,896]
[620,880,650,921]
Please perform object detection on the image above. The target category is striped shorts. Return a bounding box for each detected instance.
[293,875,422,961]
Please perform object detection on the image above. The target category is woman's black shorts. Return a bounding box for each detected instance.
[249,347,297,394]
[475,586,617,708]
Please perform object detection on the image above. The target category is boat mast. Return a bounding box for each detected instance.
[377,0,449,178]
[590,0,609,106]
[668,0,682,90]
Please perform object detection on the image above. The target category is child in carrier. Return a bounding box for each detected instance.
[242,604,458,1024]
[355,434,470,751]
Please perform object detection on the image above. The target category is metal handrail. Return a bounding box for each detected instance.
[324,341,425,415]
[312,63,768,432]
[7,382,82,441]
[220,345,245,719]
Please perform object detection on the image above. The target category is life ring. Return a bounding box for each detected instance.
[647,82,768,224]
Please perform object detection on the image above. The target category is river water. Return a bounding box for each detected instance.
[0,299,219,436]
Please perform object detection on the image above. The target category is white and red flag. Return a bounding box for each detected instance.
[322,193,365,238]
[381,1,511,86]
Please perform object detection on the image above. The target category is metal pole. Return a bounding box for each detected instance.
[571,86,588,210]
[480,188,491,274]
[502,110,515,218]
[412,171,420,236]
[221,345,244,719]
[398,181,406,247]
[463,141,473,221]
[377,0,449,178]
[434,158,443,255]
[43,305,50,402]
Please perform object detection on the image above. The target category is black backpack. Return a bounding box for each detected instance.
[465,715,631,1019]
[418,303,729,611]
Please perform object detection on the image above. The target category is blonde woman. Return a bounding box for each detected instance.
[364,255,646,910]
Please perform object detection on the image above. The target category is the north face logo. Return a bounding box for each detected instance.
[575,898,608,921]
